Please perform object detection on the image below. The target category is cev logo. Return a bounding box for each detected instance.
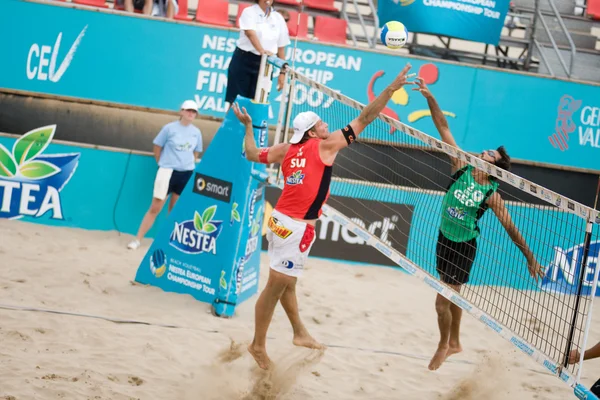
[26,26,88,83]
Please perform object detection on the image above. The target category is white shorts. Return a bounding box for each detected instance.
[153,167,173,200]
[266,209,317,278]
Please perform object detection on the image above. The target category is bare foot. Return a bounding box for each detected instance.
[428,345,449,371]
[445,343,463,360]
[248,343,271,370]
[293,333,325,350]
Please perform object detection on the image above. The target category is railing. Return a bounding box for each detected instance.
[534,0,578,77]
[341,0,379,48]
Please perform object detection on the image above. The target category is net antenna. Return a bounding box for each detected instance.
[262,56,600,399]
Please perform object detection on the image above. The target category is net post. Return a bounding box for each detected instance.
[269,68,291,176]
[254,54,273,104]
[563,220,594,369]
[273,72,297,185]
[575,177,600,382]
[273,68,290,149]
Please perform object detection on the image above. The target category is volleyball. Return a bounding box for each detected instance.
[380,21,409,49]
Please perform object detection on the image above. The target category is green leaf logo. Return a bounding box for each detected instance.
[219,270,227,290]
[13,126,55,166]
[203,223,217,233]
[19,160,60,179]
[194,211,203,231]
[202,205,216,225]
[251,222,260,237]
[250,205,262,236]
[0,144,17,177]
[231,202,241,223]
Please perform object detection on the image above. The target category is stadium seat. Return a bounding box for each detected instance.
[304,0,337,12]
[113,2,143,13]
[587,0,600,20]
[174,0,192,21]
[277,0,301,5]
[72,0,109,8]
[313,16,347,45]
[195,0,231,27]
[286,11,308,39]
[236,3,250,27]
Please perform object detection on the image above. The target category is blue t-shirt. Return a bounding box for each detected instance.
[153,121,203,171]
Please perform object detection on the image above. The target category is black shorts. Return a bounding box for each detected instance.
[225,47,262,104]
[436,231,477,286]
[168,170,193,196]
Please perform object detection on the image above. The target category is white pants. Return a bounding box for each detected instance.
[153,167,173,200]
[266,209,316,278]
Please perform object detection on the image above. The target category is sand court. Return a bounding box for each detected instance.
[1,218,600,399]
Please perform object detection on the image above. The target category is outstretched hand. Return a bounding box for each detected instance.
[412,77,433,99]
[388,63,415,91]
[568,349,581,364]
[232,103,252,126]
[527,257,545,282]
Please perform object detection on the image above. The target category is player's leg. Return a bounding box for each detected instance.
[429,232,459,370]
[280,279,322,349]
[248,268,294,369]
[447,237,477,359]
[430,292,453,370]
[446,285,463,358]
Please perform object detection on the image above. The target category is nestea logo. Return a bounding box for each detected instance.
[169,206,224,255]
[0,125,79,220]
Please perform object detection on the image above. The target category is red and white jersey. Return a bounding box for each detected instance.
[275,139,332,220]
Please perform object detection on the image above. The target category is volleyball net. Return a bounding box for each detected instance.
[259,55,600,397]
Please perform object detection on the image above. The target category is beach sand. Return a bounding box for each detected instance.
[1,218,599,399]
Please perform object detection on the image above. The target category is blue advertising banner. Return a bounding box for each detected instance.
[134,97,267,315]
[0,124,598,296]
[0,0,598,172]
[377,0,510,45]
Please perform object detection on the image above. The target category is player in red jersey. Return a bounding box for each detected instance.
[232,63,414,370]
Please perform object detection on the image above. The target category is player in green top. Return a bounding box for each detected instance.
[413,78,545,371]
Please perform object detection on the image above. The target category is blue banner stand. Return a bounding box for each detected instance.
[134,96,269,318]
[575,383,599,400]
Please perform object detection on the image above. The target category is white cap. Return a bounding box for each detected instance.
[290,111,320,144]
[180,100,198,112]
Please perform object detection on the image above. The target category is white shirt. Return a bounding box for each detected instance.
[237,5,291,55]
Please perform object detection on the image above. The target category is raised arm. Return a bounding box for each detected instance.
[232,103,289,164]
[413,78,465,173]
[319,63,414,158]
[487,192,544,281]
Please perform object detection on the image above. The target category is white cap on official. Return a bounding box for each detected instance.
[289,111,320,144]
[180,99,198,112]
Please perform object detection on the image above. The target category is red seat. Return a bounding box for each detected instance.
[195,0,232,27]
[304,0,337,12]
[113,2,143,13]
[72,0,109,8]
[286,11,308,39]
[277,0,301,5]
[236,3,250,27]
[174,0,192,20]
[587,0,600,20]
[313,16,347,45]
